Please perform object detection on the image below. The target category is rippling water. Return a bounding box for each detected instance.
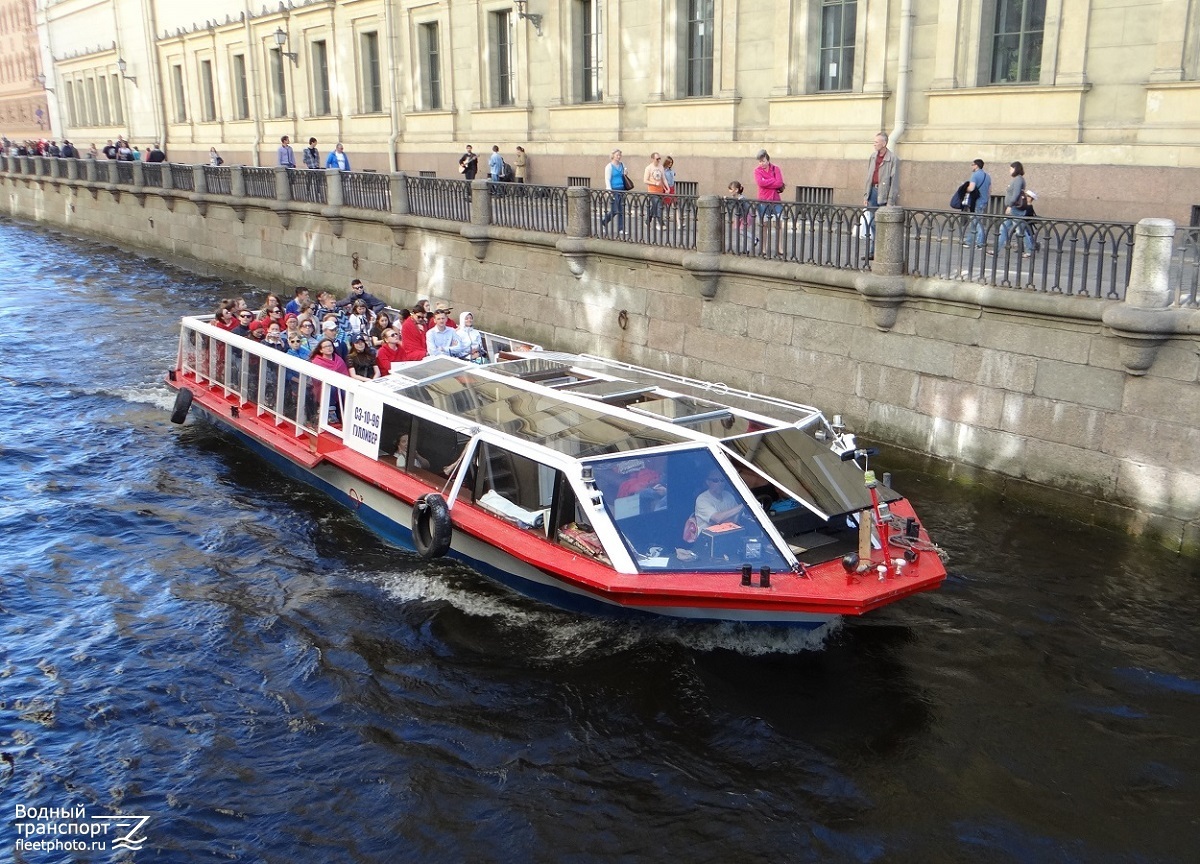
[1,217,1198,862]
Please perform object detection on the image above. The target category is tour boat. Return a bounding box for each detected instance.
[166,314,947,628]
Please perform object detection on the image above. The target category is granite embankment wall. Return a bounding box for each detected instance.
[3,164,1198,553]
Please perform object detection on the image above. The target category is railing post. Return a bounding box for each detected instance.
[462,178,492,260]
[132,159,144,188]
[557,186,593,277]
[387,171,410,246]
[682,195,724,299]
[191,163,209,216]
[856,206,908,330]
[1102,218,1177,375]
[66,158,79,181]
[229,165,247,222]
[273,166,292,228]
[323,168,344,236]
[105,160,119,184]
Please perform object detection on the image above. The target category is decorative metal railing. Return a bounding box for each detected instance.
[587,189,699,250]
[115,161,134,184]
[243,167,276,199]
[904,209,1135,301]
[1170,226,1200,307]
[203,165,232,196]
[169,163,195,191]
[407,176,470,222]
[488,183,568,233]
[343,171,390,211]
[288,168,327,204]
[720,198,871,270]
[141,162,163,188]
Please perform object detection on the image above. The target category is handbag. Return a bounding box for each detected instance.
[622,173,634,191]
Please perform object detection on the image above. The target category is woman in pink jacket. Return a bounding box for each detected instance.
[753,149,785,220]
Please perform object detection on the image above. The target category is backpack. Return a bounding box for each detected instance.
[500,161,515,182]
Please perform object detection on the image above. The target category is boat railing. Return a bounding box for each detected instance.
[179,316,352,441]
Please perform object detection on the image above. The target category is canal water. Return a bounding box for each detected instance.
[1,217,1197,863]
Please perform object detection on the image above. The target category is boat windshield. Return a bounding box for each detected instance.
[586,449,790,574]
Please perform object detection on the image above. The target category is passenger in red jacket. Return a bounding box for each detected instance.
[399,307,428,362]
[375,328,404,375]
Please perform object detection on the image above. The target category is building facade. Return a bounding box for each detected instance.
[1,0,47,141]
[37,0,1200,225]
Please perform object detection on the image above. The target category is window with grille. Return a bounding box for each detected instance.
[420,22,442,111]
[990,0,1046,84]
[683,0,714,97]
[818,0,856,92]
[794,186,834,205]
[311,40,330,115]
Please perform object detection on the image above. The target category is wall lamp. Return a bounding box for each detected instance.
[117,58,138,87]
[274,27,299,66]
[513,1,543,37]
[35,73,54,94]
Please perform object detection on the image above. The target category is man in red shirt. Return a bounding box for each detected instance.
[862,132,899,260]
[375,328,404,375]
[399,307,428,362]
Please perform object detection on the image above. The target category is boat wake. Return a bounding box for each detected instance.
[372,566,841,656]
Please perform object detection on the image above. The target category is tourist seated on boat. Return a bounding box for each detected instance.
[400,307,429,361]
[369,311,394,348]
[320,318,349,361]
[393,433,429,471]
[347,336,379,379]
[262,307,286,330]
[213,301,237,331]
[434,301,457,328]
[263,321,287,351]
[284,286,310,317]
[336,278,387,314]
[297,317,318,351]
[345,300,374,344]
[314,291,345,330]
[285,333,309,360]
[426,310,467,357]
[693,472,745,532]
[230,309,255,336]
[259,293,282,318]
[375,328,403,376]
[457,311,487,363]
[309,338,348,424]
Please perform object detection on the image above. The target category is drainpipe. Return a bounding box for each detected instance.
[888,0,914,146]
[384,0,400,172]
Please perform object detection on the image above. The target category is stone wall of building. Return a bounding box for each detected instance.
[2,163,1197,554]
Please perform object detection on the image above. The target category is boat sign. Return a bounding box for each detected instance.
[345,390,385,459]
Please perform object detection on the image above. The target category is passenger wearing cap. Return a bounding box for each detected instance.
[347,335,380,380]
[320,317,349,361]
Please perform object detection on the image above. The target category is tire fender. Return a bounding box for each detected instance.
[170,388,194,424]
[411,493,452,559]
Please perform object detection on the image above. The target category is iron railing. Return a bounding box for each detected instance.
[243,167,276,199]
[115,161,134,184]
[288,169,326,204]
[904,209,1135,300]
[488,183,568,234]
[343,171,390,211]
[169,163,195,191]
[588,189,699,250]
[141,162,163,188]
[1170,226,1200,307]
[203,165,232,196]
[720,198,871,270]
[407,176,470,222]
